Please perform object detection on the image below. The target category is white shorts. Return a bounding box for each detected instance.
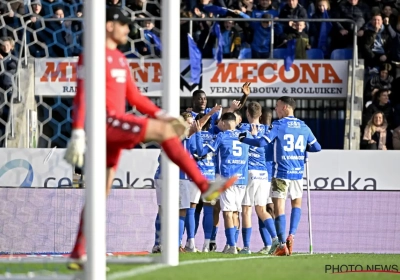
[271,178,303,200]
[242,170,269,206]
[189,181,201,204]
[220,185,246,212]
[155,179,190,209]
[266,184,272,204]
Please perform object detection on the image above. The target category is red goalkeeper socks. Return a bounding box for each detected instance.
[161,137,208,193]
[70,209,86,258]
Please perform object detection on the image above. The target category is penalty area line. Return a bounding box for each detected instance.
[107,253,311,280]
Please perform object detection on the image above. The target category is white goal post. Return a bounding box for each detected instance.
[84,1,181,279]
[160,0,181,267]
[84,0,106,279]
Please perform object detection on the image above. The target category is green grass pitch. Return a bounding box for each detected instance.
[1,253,400,280]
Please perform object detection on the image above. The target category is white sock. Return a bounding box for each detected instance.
[188,238,195,249]
[203,239,210,248]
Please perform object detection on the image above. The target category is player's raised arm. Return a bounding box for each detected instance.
[200,104,222,127]
[221,82,251,114]
[239,123,278,147]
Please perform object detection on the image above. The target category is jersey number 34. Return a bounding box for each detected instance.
[283,134,305,152]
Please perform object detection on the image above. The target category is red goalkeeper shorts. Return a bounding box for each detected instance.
[106,114,148,169]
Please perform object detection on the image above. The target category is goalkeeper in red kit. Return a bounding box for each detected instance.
[64,7,237,270]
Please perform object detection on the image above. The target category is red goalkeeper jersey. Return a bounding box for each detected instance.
[72,48,161,129]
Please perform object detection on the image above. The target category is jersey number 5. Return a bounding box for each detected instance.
[283,134,305,152]
[233,141,243,156]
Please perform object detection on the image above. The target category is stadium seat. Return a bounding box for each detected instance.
[330,48,353,60]
[273,48,288,59]
[306,49,324,59]
[239,48,252,59]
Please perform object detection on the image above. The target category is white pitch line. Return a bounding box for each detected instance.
[107,254,311,280]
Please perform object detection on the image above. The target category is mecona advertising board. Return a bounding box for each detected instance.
[34,58,349,98]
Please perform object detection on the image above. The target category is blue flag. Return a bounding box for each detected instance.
[144,30,162,51]
[317,10,332,55]
[284,39,296,72]
[203,5,228,16]
[187,34,202,84]
[212,23,223,64]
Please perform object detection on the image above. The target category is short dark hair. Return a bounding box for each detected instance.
[374,89,389,103]
[247,102,262,118]
[221,112,236,122]
[277,96,296,110]
[371,12,383,19]
[192,89,206,99]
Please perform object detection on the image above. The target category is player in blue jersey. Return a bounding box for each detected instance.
[185,113,217,252]
[237,102,279,255]
[152,112,195,253]
[257,106,276,254]
[239,96,321,256]
[189,83,250,121]
[191,83,250,133]
[195,112,249,254]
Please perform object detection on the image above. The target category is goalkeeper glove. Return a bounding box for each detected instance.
[64,129,86,168]
[238,132,247,142]
[156,111,189,140]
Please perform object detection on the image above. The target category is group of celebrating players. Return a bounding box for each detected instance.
[152,86,321,256]
[62,7,321,270]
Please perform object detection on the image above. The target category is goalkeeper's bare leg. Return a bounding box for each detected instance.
[68,116,236,269]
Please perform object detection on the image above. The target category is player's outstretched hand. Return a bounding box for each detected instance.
[238,132,247,142]
[210,104,222,115]
[64,129,86,168]
[230,100,241,111]
[242,82,251,95]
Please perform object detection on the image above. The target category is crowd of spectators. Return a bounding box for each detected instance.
[1,0,400,149]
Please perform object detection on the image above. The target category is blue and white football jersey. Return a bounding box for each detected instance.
[180,137,194,180]
[238,123,267,171]
[265,131,274,183]
[196,130,249,185]
[189,131,216,181]
[263,116,317,180]
[208,124,222,135]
